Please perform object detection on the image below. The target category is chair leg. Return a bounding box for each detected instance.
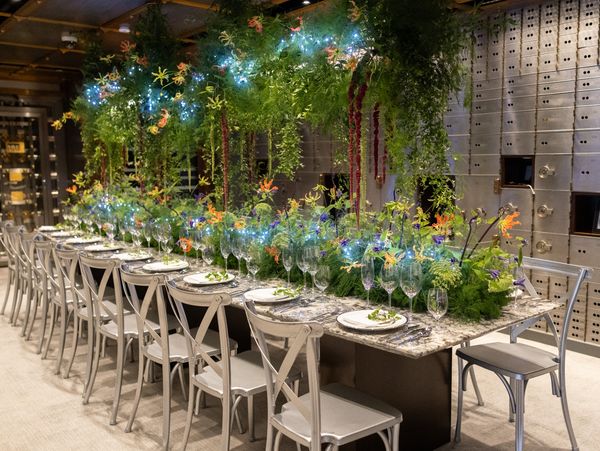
[392,423,400,451]
[162,357,171,450]
[37,290,49,354]
[469,366,485,406]
[177,363,187,401]
[266,423,274,451]
[82,320,94,397]
[248,395,255,442]
[64,313,80,379]
[42,304,57,359]
[109,335,127,425]
[454,356,465,445]
[20,280,32,337]
[1,269,14,315]
[514,379,525,451]
[181,383,196,451]
[25,291,39,340]
[222,392,232,451]
[274,430,282,451]
[559,380,579,451]
[55,307,68,375]
[10,275,23,325]
[83,330,102,404]
[125,353,146,433]
[231,395,244,434]
[509,377,516,422]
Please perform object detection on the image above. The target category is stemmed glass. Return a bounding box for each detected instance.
[303,246,319,296]
[246,245,261,287]
[163,238,174,262]
[220,231,232,274]
[131,221,144,251]
[380,263,398,308]
[192,228,203,268]
[143,221,154,250]
[202,241,215,266]
[103,221,116,243]
[314,265,330,300]
[427,288,448,320]
[297,246,310,291]
[179,225,192,263]
[399,260,423,322]
[231,233,244,276]
[281,245,295,287]
[361,255,375,306]
[157,220,171,258]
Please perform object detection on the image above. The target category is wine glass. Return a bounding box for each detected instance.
[281,245,295,287]
[231,233,244,276]
[179,225,192,263]
[131,221,143,251]
[399,260,423,322]
[361,255,375,306]
[314,265,330,300]
[103,222,115,243]
[192,228,203,267]
[427,288,448,320]
[202,242,215,266]
[380,264,398,308]
[157,220,171,257]
[163,238,174,262]
[220,231,232,274]
[303,246,319,296]
[297,246,310,291]
[143,221,154,250]
[246,245,262,287]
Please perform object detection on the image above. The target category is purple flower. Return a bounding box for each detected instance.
[250,208,257,217]
[450,257,457,264]
[197,216,206,223]
[513,278,526,289]
[298,223,304,229]
[189,219,195,228]
[413,223,421,230]
[320,250,327,257]
[269,220,280,229]
[319,213,329,222]
[336,189,342,199]
[432,235,444,245]
[488,269,500,280]
[373,246,381,252]
[194,192,205,202]
[403,213,409,219]
[340,238,350,247]
[374,233,381,241]
[521,238,528,246]
[315,227,321,235]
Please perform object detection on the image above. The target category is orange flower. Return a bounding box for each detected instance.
[51,120,63,130]
[179,237,193,253]
[177,62,189,73]
[383,252,397,269]
[290,16,303,32]
[120,40,136,53]
[157,109,170,128]
[499,212,521,238]
[148,125,159,135]
[66,185,77,194]
[248,16,263,33]
[324,46,339,63]
[258,178,278,194]
[265,245,280,264]
[234,219,245,230]
[432,213,455,236]
[207,204,224,224]
[136,55,148,67]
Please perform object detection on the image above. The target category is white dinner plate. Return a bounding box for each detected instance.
[84,243,123,252]
[142,260,189,272]
[183,272,235,286]
[65,237,101,245]
[114,252,152,262]
[48,231,75,238]
[243,288,298,304]
[38,225,59,232]
[336,310,407,332]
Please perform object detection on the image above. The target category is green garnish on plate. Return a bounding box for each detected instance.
[206,271,229,281]
[273,287,300,298]
[367,308,398,322]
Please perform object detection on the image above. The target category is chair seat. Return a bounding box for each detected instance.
[456,342,558,379]
[193,350,270,397]
[100,312,153,339]
[146,332,190,363]
[274,383,402,445]
[78,300,120,321]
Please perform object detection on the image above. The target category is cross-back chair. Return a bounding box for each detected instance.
[0,220,16,317]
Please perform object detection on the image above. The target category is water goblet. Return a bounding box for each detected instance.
[399,260,423,322]
[427,288,448,320]
[281,245,295,287]
[303,246,319,296]
[143,221,154,249]
[297,247,310,291]
[314,265,330,300]
[192,228,203,267]
[202,242,215,266]
[220,231,232,273]
[231,233,244,276]
[103,222,115,243]
[246,245,262,288]
[179,225,192,263]
[361,255,375,306]
[380,263,398,308]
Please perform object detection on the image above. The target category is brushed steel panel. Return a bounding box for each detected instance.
[532,231,570,262]
[575,105,600,128]
[559,35,578,51]
[530,271,549,288]
[578,29,599,47]
[578,66,600,78]
[505,84,538,97]
[577,89,600,105]
[521,41,539,56]
[574,129,600,152]
[444,115,470,134]
[522,26,539,41]
[589,283,600,299]
[501,230,532,256]
[472,99,501,114]
[470,154,500,175]
[539,53,558,72]
[580,1,599,14]
[506,9,522,25]
[473,79,503,91]
[539,69,576,83]
[504,95,537,112]
[448,154,469,175]
[500,188,534,230]
[471,134,500,154]
[506,74,538,87]
[580,10,599,23]
[578,16,599,30]
[558,51,578,69]
[471,112,502,135]
[448,135,470,154]
[473,64,487,81]
[445,103,470,116]
[540,33,558,54]
[502,132,535,154]
[488,60,503,79]
[569,235,600,267]
[577,76,600,90]
[577,47,599,67]
[533,190,571,234]
[473,89,502,101]
[535,155,572,190]
[559,9,579,24]
[447,91,466,105]
[520,56,539,74]
[504,43,520,58]
[503,58,520,77]
[538,80,576,94]
[505,30,521,45]
[503,110,537,132]
[538,92,575,108]
[573,154,600,190]
[559,22,578,35]
[474,51,486,64]
[455,175,500,219]
[537,107,575,130]
[536,131,574,154]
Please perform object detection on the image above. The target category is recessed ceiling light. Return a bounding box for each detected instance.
[302,0,311,4]
[119,23,131,33]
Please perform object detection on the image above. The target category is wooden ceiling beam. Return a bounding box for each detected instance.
[1,60,81,72]
[101,2,152,29]
[0,0,46,35]
[165,0,217,11]
[0,40,85,54]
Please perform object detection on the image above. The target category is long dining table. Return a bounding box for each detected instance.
[46,229,563,450]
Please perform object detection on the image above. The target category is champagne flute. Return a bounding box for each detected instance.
[246,245,261,288]
[314,264,330,300]
[143,221,154,249]
[281,245,295,287]
[192,228,203,267]
[163,238,174,262]
[427,288,448,320]
[304,246,319,296]
[380,264,398,308]
[179,225,192,263]
[231,233,244,276]
[399,260,423,323]
[297,246,310,291]
[220,231,232,274]
[361,255,375,306]
[103,222,115,243]
[158,220,171,257]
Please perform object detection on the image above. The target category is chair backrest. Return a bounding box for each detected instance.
[165,280,232,405]
[243,300,323,448]
[53,245,84,309]
[0,221,14,262]
[79,255,123,331]
[119,267,170,363]
[520,256,592,365]
[5,225,24,265]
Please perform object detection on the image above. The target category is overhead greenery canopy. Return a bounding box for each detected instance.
[56,0,469,213]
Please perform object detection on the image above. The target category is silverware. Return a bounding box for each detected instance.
[394,327,432,345]
[389,324,422,342]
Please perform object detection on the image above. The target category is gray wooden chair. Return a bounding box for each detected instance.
[4,225,28,326]
[243,300,403,451]
[454,256,592,451]
[0,221,17,317]
[165,280,267,451]
[16,229,41,338]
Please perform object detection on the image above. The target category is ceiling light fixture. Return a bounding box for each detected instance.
[119,23,131,33]
[302,0,311,4]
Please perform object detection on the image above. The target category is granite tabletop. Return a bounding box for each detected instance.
[46,230,562,360]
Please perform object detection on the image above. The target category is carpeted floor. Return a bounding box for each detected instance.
[0,267,599,450]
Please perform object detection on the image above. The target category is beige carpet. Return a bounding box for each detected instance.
[0,267,599,450]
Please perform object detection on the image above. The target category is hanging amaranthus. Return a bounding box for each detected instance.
[220,108,230,210]
[347,79,356,204]
[353,81,368,227]
[373,103,380,181]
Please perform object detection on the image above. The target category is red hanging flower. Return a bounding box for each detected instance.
[248,16,263,33]
[290,16,303,32]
